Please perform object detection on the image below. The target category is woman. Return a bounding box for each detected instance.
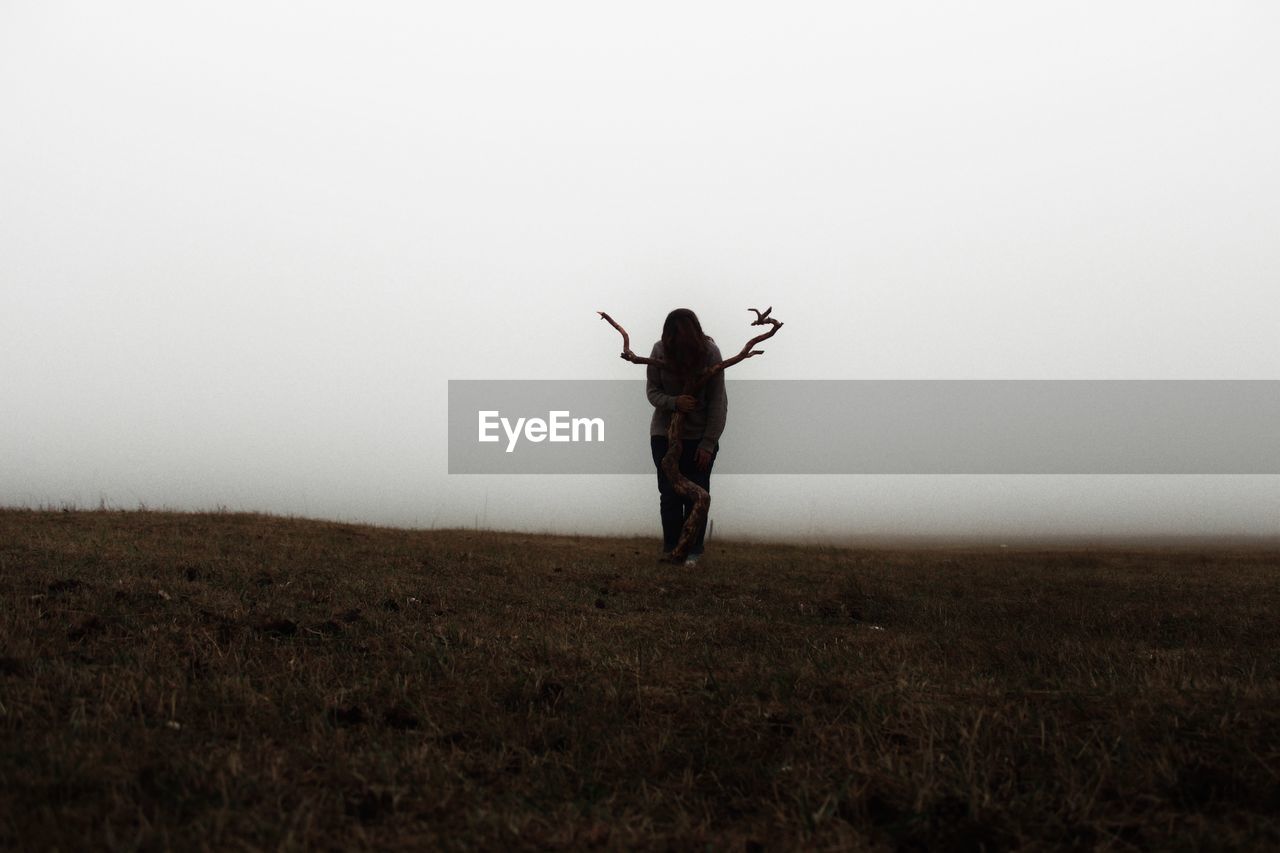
[646,308,727,567]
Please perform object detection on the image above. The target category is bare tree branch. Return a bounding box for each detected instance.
[597,311,666,367]
[707,308,784,376]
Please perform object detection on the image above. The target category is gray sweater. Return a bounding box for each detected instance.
[646,339,728,454]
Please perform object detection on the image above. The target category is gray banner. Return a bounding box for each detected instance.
[448,380,1280,474]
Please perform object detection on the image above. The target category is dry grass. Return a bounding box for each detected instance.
[1,507,1278,850]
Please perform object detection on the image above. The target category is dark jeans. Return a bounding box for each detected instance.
[650,434,716,556]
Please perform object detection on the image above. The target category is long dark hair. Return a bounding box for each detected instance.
[661,308,713,377]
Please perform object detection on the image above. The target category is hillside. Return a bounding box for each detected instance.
[1,508,1278,849]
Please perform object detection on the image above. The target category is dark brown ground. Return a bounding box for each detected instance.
[2,508,1277,850]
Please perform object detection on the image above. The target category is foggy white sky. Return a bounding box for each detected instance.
[2,2,1278,540]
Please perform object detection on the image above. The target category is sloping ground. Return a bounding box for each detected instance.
[1,508,1278,850]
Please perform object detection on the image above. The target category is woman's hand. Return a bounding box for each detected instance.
[695,448,714,471]
[674,395,697,413]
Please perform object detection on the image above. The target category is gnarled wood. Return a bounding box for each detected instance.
[601,308,784,563]
[597,312,665,367]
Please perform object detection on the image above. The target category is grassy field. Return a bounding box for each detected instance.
[1,508,1278,850]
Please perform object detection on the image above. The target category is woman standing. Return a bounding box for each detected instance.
[646,308,727,567]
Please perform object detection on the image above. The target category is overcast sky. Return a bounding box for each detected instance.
[2,2,1277,541]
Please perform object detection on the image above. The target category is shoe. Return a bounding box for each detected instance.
[684,554,700,568]
[657,551,673,563]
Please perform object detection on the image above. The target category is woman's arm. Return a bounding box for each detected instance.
[646,342,677,411]
[698,348,728,453]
